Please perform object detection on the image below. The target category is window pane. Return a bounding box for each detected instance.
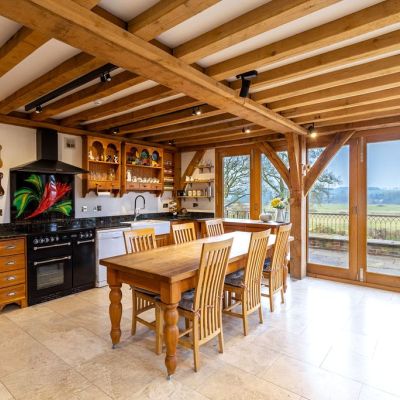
[367,141,400,276]
[223,155,250,219]
[308,146,349,268]
[261,153,289,219]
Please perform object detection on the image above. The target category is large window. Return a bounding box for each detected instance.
[308,146,350,268]
[223,155,250,219]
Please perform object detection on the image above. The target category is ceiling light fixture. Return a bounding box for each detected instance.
[236,70,258,98]
[242,127,251,134]
[100,72,112,83]
[167,139,175,145]
[192,106,202,116]
[308,123,317,138]
[111,127,119,135]
[35,105,43,114]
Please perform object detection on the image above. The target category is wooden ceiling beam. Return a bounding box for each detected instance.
[120,107,226,136]
[128,0,219,41]
[61,85,177,126]
[304,131,355,195]
[253,54,400,103]
[0,0,305,135]
[206,0,400,80]
[281,86,400,118]
[31,71,146,121]
[259,141,290,188]
[294,98,400,125]
[230,30,400,92]
[85,96,201,131]
[174,0,339,64]
[269,71,400,111]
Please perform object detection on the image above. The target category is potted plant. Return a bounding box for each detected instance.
[270,197,288,222]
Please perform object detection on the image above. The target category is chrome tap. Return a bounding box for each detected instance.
[133,195,145,221]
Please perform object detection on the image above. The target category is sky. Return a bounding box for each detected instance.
[324,140,400,189]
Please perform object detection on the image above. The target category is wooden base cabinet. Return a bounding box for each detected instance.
[0,237,27,311]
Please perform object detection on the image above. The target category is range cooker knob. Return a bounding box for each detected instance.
[50,237,55,243]
[33,238,39,245]
[45,237,50,243]
[55,236,59,242]
[39,238,45,244]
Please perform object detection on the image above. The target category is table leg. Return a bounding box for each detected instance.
[164,303,179,379]
[109,283,122,348]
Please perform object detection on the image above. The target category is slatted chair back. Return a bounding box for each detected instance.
[243,229,270,312]
[172,222,196,244]
[205,219,224,237]
[193,238,233,341]
[124,228,157,254]
[270,224,292,293]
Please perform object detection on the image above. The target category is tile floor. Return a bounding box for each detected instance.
[1,277,400,400]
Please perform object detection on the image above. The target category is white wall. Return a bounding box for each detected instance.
[0,124,172,223]
[180,149,215,213]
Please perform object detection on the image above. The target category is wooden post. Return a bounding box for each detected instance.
[286,133,307,279]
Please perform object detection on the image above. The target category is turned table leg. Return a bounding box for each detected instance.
[109,283,122,348]
[164,303,179,379]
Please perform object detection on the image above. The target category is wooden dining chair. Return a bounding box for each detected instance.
[223,230,270,335]
[172,222,196,244]
[177,238,233,372]
[262,224,292,312]
[205,218,224,237]
[123,228,163,355]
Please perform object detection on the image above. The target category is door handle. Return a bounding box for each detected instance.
[5,275,16,281]
[77,239,95,245]
[33,256,71,266]
[34,242,71,251]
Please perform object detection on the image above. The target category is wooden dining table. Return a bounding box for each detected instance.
[100,231,292,378]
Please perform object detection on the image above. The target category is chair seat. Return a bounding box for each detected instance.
[178,289,195,311]
[224,269,244,287]
[263,257,272,272]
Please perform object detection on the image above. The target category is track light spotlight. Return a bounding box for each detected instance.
[242,127,251,134]
[100,72,112,83]
[308,123,317,138]
[192,106,202,116]
[35,105,43,114]
[167,139,175,145]
[236,70,258,98]
[111,127,119,135]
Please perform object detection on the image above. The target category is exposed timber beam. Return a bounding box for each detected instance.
[253,54,400,103]
[174,0,338,64]
[60,85,176,126]
[269,72,400,111]
[128,0,219,41]
[180,150,206,188]
[0,0,306,135]
[85,96,201,131]
[32,71,146,121]
[259,142,290,188]
[304,131,355,195]
[206,0,400,80]
[230,30,400,92]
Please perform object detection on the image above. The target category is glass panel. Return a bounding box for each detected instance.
[37,263,64,290]
[308,146,350,268]
[367,141,400,276]
[261,153,289,221]
[223,155,250,219]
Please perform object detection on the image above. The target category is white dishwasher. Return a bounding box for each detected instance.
[96,227,130,287]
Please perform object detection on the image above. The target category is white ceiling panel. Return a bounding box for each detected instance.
[0,39,81,101]
[98,0,159,22]
[0,16,21,47]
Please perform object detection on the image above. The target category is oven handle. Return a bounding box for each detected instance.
[77,239,95,245]
[33,242,71,251]
[33,256,72,266]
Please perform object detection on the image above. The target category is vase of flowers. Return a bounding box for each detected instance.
[270,197,288,222]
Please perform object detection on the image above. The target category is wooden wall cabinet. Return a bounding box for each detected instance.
[0,237,27,311]
[121,142,164,196]
[82,137,122,197]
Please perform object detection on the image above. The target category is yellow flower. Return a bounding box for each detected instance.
[270,197,282,208]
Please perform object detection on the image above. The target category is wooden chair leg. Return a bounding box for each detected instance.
[218,329,224,354]
[155,305,163,355]
[258,304,263,324]
[280,288,285,304]
[269,293,274,312]
[193,322,200,372]
[242,306,248,336]
[131,290,137,336]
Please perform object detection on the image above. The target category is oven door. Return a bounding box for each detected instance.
[28,255,73,305]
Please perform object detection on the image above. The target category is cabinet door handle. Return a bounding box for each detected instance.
[7,292,16,297]
[6,276,16,281]
[5,260,16,265]
[5,245,16,250]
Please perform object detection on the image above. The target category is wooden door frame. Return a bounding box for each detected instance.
[215,146,261,220]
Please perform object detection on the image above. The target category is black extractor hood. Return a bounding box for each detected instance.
[11,128,88,175]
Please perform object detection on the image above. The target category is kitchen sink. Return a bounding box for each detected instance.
[120,220,170,235]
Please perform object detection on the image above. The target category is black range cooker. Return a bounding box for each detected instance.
[27,227,96,305]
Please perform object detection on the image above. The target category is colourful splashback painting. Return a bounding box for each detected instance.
[11,172,74,222]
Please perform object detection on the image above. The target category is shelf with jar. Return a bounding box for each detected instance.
[82,137,121,197]
[163,151,175,192]
[121,142,164,195]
